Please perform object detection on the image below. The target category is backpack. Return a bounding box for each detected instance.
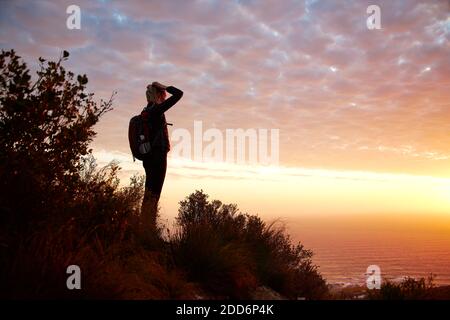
[128,107,156,161]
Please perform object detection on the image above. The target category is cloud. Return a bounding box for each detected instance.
[1,0,449,178]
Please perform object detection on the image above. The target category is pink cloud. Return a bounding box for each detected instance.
[0,0,449,177]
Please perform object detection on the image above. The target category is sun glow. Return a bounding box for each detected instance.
[95,149,450,221]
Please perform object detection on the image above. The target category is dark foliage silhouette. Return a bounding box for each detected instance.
[172,190,328,299]
[367,275,440,300]
[0,49,113,232]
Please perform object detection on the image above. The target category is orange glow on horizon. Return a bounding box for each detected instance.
[94,149,450,224]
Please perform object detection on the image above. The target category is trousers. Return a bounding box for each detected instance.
[142,148,167,197]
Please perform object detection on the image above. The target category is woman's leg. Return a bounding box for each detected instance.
[148,149,167,199]
[141,150,167,230]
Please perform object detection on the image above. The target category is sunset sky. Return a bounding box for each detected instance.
[1,0,449,221]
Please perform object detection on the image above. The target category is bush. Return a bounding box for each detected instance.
[0,49,113,232]
[171,190,328,299]
[367,275,435,300]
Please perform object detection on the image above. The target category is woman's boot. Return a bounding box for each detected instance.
[141,188,159,231]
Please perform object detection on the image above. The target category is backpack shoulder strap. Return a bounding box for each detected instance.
[141,104,160,148]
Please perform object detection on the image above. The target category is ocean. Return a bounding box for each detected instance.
[286,214,450,286]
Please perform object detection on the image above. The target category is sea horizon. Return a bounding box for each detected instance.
[286,215,450,287]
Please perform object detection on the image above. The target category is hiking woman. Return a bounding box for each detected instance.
[141,82,183,230]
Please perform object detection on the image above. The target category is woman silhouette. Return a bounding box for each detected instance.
[141,81,183,231]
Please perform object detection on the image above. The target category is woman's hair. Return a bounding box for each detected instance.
[146,84,165,104]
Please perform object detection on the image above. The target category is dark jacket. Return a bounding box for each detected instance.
[143,86,183,153]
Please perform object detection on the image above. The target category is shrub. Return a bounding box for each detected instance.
[367,275,435,300]
[0,49,113,232]
[171,190,328,299]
